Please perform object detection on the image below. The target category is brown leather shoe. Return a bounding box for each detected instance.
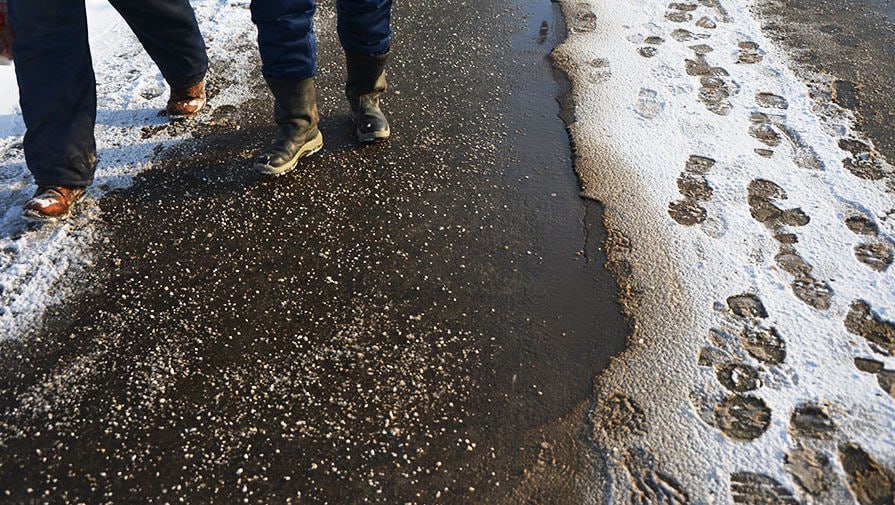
[166,80,206,117]
[23,186,86,222]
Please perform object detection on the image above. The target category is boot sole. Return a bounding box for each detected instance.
[255,131,324,176]
[349,114,390,144]
[23,211,69,223]
[167,98,207,119]
[357,126,390,144]
[22,193,86,223]
[22,205,76,223]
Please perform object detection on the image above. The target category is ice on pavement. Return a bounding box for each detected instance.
[554,0,894,502]
[0,1,258,338]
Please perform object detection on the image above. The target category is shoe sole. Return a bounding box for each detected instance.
[350,115,390,144]
[22,192,85,223]
[357,126,391,144]
[167,98,207,119]
[255,131,324,176]
[22,208,73,223]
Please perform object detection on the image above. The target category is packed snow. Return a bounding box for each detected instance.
[0,1,259,338]
[554,0,894,502]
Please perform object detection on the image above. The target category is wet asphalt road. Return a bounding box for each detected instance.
[0,0,626,503]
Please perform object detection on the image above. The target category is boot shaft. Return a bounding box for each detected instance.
[345,52,389,108]
[346,53,391,143]
[265,76,320,130]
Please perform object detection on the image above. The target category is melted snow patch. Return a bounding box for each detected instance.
[554,0,894,502]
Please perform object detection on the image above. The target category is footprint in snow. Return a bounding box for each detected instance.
[853,357,895,400]
[737,41,764,64]
[570,3,597,33]
[638,34,664,58]
[747,179,834,311]
[755,92,789,110]
[592,394,691,504]
[839,443,895,505]
[634,88,665,119]
[730,472,800,504]
[585,58,612,84]
[692,294,784,443]
[844,213,893,271]
[844,300,895,356]
[668,155,715,227]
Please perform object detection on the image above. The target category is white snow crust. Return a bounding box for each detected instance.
[0,1,259,338]
[554,0,895,502]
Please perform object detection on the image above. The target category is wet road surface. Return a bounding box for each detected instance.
[0,0,626,502]
[757,0,895,165]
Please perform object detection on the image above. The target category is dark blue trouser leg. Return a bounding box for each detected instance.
[108,0,209,89]
[250,0,317,80]
[9,0,97,187]
[336,0,392,56]
[9,0,208,188]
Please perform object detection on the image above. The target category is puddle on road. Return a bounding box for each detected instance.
[0,0,627,502]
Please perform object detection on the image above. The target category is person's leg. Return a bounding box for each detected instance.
[251,0,317,81]
[337,0,393,142]
[108,0,209,116]
[336,0,391,56]
[107,0,208,90]
[9,0,97,189]
[250,0,322,175]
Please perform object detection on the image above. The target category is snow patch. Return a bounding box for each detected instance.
[0,2,260,338]
[554,0,895,502]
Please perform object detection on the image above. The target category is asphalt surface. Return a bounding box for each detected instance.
[0,0,627,503]
[757,0,895,166]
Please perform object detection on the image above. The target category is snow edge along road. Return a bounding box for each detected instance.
[0,2,263,339]
[553,0,895,503]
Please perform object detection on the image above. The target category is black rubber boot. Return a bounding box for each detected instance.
[345,52,390,143]
[255,76,324,175]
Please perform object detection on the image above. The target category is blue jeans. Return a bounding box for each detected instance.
[9,0,208,187]
[251,0,392,80]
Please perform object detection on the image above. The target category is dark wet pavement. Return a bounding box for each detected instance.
[868,0,895,23]
[757,0,895,164]
[0,0,626,502]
